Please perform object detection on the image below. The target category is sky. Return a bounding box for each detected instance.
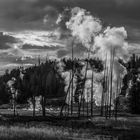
[0,0,140,74]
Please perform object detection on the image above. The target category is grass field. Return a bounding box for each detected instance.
[0,109,140,140]
[0,122,119,140]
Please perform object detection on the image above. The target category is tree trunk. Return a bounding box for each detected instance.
[13,94,16,117]
[91,70,94,117]
[42,96,46,117]
[33,96,36,117]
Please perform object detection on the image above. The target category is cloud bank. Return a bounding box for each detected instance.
[0,0,140,74]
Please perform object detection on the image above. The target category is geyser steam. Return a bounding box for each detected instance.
[94,26,129,62]
[66,7,102,49]
[57,7,130,105]
[94,26,130,97]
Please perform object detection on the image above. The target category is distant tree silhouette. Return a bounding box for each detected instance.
[121,54,140,114]
[0,58,104,116]
[0,59,65,114]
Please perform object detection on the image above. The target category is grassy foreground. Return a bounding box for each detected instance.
[0,125,81,140]
[0,116,140,140]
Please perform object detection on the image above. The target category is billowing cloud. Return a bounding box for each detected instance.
[66,7,102,48]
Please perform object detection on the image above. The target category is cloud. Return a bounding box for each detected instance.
[57,49,69,58]
[22,44,63,50]
[10,31,65,47]
[0,0,139,32]
[66,7,102,48]
[0,1,139,75]
[0,30,66,75]
[114,0,140,6]
[0,32,18,49]
[0,0,59,31]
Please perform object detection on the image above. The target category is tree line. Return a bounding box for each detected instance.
[120,54,140,114]
[0,59,65,116]
[0,58,104,117]
[1,55,140,116]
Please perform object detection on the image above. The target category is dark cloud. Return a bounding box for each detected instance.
[57,49,69,58]
[0,32,18,49]
[0,0,140,31]
[22,44,63,50]
[0,44,10,50]
[0,0,59,31]
[33,0,140,20]
[0,32,17,43]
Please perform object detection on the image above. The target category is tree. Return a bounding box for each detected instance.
[7,77,18,116]
[120,54,140,114]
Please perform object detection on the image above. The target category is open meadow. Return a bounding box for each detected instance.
[0,109,140,140]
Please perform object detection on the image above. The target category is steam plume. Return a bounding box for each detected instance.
[94,27,129,62]
[94,27,130,95]
[57,7,131,105]
[66,7,102,49]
